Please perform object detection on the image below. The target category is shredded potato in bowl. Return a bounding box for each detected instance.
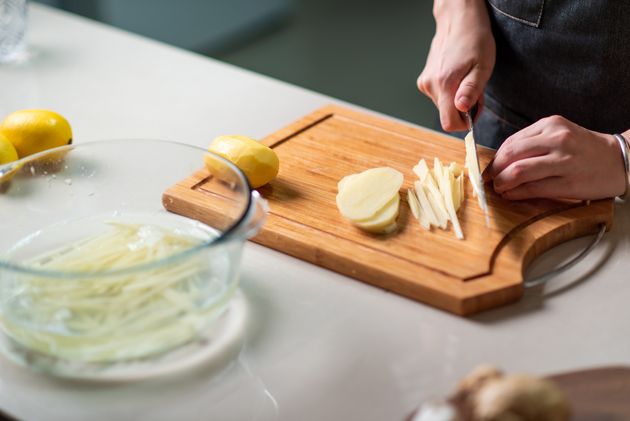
[0,215,240,363]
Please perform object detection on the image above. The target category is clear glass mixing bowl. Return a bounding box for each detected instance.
[0,139,266,376]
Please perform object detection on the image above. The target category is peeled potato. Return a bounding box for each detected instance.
[337,173,359,193]
[336,167,403,234]
[354,194,400,233]
[410,158,466,239]
[449,162,463,177]
[465,131,483,199]
[408,188,430,230]
[414,181,440,228]
[336,167,403,221]
[407,188,421,219]
[207,135,279,188]
[432,157,463,239]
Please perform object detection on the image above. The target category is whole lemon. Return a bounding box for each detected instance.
[0,133,18,166]
[0,133,20,186]
[207,135,279,188]
[0,109,72,158]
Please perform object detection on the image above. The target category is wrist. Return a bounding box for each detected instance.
[612,132,630,199]
[433,0,491,29]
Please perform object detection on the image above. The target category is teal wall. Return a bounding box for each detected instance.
[34,0,438,128]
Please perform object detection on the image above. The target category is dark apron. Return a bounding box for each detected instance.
[475,0,630,149]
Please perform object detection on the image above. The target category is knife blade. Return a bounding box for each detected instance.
[463,103,490,226]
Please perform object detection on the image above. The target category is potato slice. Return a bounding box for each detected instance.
[412,159,429,180]
[436,161,464,239]
[451,168,460,212]
[433,157,464,240]
[408,188,430,230]
[411,157,466,239]
[354,194,400,233]
[364,222,397,235]
[433,157,443,183]
[449,162,463,177]
[407,188,420,219]
[336,167,403,221]
[465,131,482,199]
[414,181,439,228]
[415,159,448,228]
[337,173,359,193]
[424,182,449,229]
[458,174,464,209]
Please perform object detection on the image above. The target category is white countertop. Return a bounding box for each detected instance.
[1,5,629,421]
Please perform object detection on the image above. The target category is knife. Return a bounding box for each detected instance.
[463,103,490,226]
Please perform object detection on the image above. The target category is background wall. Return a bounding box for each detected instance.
[33,0,291,52]
[33,0,438,128]
[215,0,438,128]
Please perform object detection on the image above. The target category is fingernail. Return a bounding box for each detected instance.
[457,95,471,109]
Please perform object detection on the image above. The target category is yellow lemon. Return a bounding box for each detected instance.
[207,135,279,188]
[0,133,20,186]
[0,133,18,166]
[0,109,72,158]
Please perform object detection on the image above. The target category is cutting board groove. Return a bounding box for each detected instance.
[163,105,613,315]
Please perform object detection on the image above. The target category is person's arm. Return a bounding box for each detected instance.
[417,0,496,131]
[483,116,628,200]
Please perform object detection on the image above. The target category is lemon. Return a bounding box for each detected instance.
[0,133,18,166]
[0,133,20,186]
[0,109,72,158]
[207,135,279,188]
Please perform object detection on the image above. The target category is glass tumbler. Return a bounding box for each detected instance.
[0,0,27,63]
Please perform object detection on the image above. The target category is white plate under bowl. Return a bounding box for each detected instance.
[0,292,249,382]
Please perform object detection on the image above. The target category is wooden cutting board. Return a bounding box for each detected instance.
[163,105,613,315]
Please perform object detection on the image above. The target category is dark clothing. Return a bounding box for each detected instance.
[476,0,630,149]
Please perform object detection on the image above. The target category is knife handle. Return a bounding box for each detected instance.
[460,102,479,130]
[469,102,479,122]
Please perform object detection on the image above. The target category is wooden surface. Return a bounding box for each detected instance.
[407,366,630,420]
[163,105,614,315]
[549,366,630,420]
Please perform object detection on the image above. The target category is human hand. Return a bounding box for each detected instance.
[417,0,496,132]
[484,115,627,200]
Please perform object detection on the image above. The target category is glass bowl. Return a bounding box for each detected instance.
[0,139,266,377]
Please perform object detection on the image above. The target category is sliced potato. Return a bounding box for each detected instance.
[414,159,438,187]
[436,161,463,239]
[458,174,464,209]
[424,178,449,229]
[366,222,397,235]
[354,194,400,233]
[433,157,443,182]
[433,158,448,199]
[336,167,403,221]
[415,159,449,228]
[408,188,430,231]
[413,159,430,181]
[407,188,420,219]
[337,173,359,193]
[411,157,467,239]
[465,131,482,198]
[414,181,439,228]
[449,162,463,177]
[451,169,460,212]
